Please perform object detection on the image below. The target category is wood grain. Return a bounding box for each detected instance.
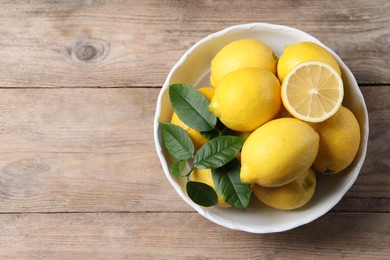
[0,1,388,258]
[347,87,390,197]
[0,0,388,88]
[0,88,187,213]
[0,87,388,213]
[0,212,389,259]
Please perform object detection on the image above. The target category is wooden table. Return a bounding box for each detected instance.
[0,1,388,259]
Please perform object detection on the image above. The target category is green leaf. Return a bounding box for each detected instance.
[193,136,244,169]
[160,123,194,160]
[212,158,252,210]
[186,181,218,207]
[170,160,186,177]
[169,84,217,131]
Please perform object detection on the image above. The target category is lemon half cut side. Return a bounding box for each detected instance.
[281,61,344,123]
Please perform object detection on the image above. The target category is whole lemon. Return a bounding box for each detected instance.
[210,39,277,87]
[311,106,361,174]
[191,168,230,208]
[253,168,316,210]
[171,87,214,150]
[277,42,341,83]
[240,118,319,187]
[209,67,281,132]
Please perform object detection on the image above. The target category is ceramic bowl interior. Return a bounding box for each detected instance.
[154,23,369,233]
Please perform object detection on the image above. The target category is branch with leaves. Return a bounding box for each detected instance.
[160,84,252,210]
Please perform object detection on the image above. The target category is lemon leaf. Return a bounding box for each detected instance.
[170,160,186,177]
[169,84,217,131]
[160,123,194,160]
[186,181,218,207]
[193,136,244,169]
[212,158,252,210]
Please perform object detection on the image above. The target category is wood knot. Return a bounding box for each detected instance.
[75,44,97,61]
[67,39,110,66]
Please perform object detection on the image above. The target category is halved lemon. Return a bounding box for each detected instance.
[281,61,344,123]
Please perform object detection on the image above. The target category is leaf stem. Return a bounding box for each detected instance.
[185,166,195,181]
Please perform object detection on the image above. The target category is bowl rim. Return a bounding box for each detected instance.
[153,22,369,233]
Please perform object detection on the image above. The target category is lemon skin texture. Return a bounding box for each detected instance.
[209,67,281,132]
[310,106,361,174]
[210,38,277,87]
[240,118,319,187]
[253,168,316,210]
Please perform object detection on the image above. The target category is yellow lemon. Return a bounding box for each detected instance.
[209,67,281,132]
[253,168,316,210]
[281,61,344,123]
[171,87,214,150]
[210,38,277,87]
[240,118,319,187]
[277,41,341,83]
[310,106,361,174]
[191,168,230,208]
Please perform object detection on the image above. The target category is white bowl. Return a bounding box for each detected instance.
[153,23,369,233]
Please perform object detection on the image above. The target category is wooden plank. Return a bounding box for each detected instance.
[0,87,388,213]
[0,88,188,213]
[348,87,390,197]
[0,0,388,88]
[0,152,188,213]
[332,197,390,212]
[0,212,388,259]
